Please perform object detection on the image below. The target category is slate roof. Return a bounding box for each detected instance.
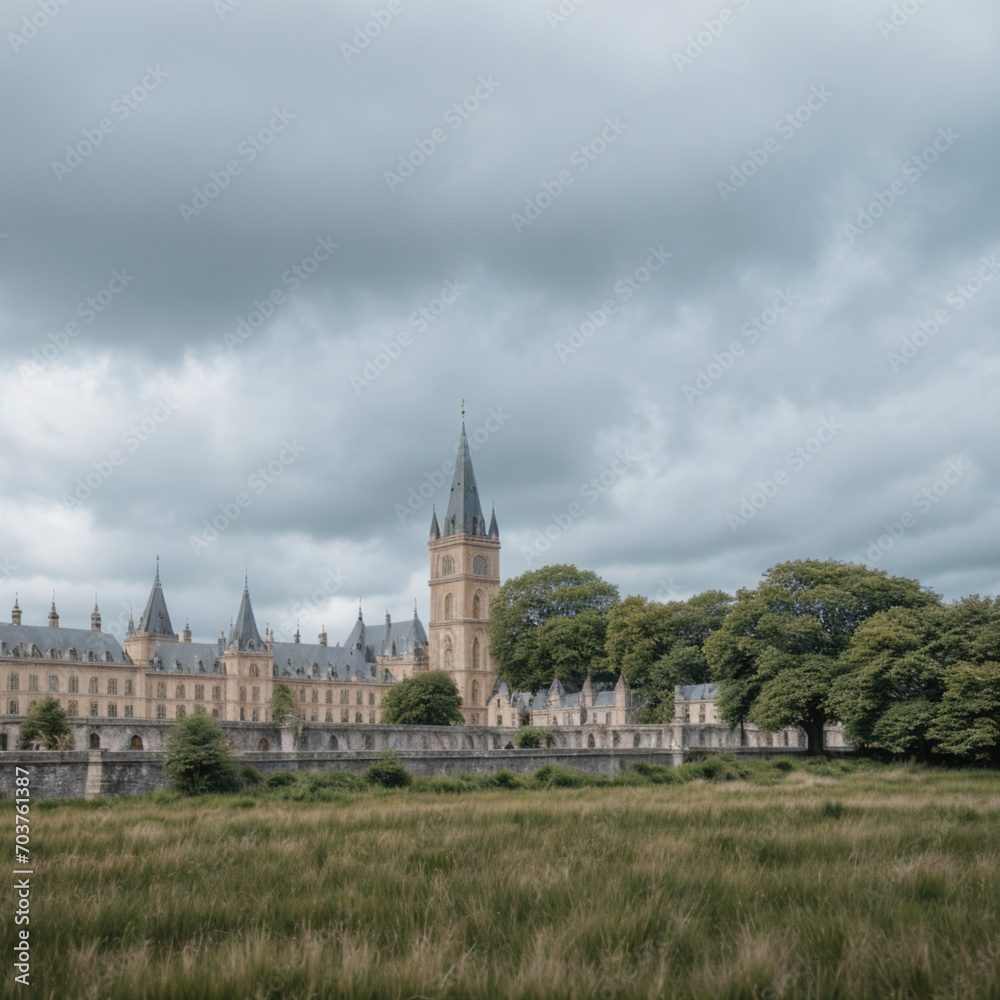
[343,610,427,662]
[677,682,719,701]
[228,581,264,652]
[150,642,224,673]
[443,421,488,537]
[0,624,127,663]
[137,563,176,638]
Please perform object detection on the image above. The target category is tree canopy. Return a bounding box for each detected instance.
[19,696,73,750]
[163,707,240,794]
[379,671,464,726]
[488,564,619,691]
[704,560,939,753]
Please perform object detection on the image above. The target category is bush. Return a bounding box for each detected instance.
[265,770,298,789]
[532,764,589,788]
[486,769,527,790]
[364,751,412,789]
[514,726,554,749]
[163,708,240,795]
[240,765,264,788]
[632,761,678,784]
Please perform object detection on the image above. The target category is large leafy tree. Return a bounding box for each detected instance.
[489,565,619,691]
[605,591,733,718]
[163,707,240,794]
[19,696,73,749]
[380,671,464,726]
[928,660,1000,765]
[704,560,939,753]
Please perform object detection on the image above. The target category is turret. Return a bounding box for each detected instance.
[11,594,21,626]
[90,598,101,631]
[48,595,59,627]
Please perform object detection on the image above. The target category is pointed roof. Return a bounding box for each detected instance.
[488,505,499,539]
[229,577,263,652]
[138,561,176,637]
[443,419,487,537]
[429,506,440,540]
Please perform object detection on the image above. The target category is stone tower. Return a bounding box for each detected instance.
[428,415,500,725]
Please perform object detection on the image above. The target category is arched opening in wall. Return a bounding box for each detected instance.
[472,639,480,672]
[0,734,7,751]
[363,734,374,750]
[89,733,100,749]
[587,733,596,748]
[130,735,143,750]
[471,679,480,705]
[473,555,486,575]
[444,593,454,619]
[444,636,453,671]
[258,738,270,751]
[329,734,338,750]
[633,732,641,747]
[472,593,481,618]
[442,555,454,576]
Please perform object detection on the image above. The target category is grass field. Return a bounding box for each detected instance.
[5,760,1000,1000]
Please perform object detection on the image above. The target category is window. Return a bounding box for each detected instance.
[176,705,186,719]
[496,715,503,727]
[176,683,185,700]
[212,708,219,718]
[212,686,221,701]
[299,688,305,702]
[108,678,117,696]
[326,690,333,704]
[252,709,259,722]
[442,555,454,576]
[444,636,453,671]
[312,663,319,678]
[325,709,333,722]
[156,682,166,699]
[471,679,480,706]
[473,555,486,575]
[48,675,59,692]
[355,712,362,724]
[310,711,317,722]
[67,700,78,716]
[124,705,133,718]
[472,638,480,671]
[369,712,375,724]
[124,679,133,696]
[28,675,38,692]
[239,707,245,721]
[341,709,349,723]
[253,687,260,702]
[238,686,246,702]
[107,703,117,718]
[444,593,454,619]
[311,690,318,703]
[195,684,204,700]
[8,699,19,714]
[356,690,363,705]
[89,677,99,694]
[7,672,18,691]
[472,594,481,618]
[157,705,166,720]
[368,692,375,705]
[698,705,705,723]
[90,702,99,717]
[249,664,259,678]
[340,690,349,704]
[68,675,78,693]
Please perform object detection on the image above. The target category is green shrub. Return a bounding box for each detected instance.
[364,751,412,789]
[485,769,527,790]
[632,761,678,784]
[514,726,554,749]
[240,765,264,788]
[532,764,589,788]
[265,770,298,788]
[163,709,240,795]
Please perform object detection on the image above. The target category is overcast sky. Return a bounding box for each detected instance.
[2,0,998,644]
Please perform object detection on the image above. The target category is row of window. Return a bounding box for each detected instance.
[7,673,135,695]
[2,646,116,662]
[438,555,489,577]
[441,593,485,619]
[6,700,135,718]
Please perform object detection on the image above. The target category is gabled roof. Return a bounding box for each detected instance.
[138,562,176,638]
[343,608,427,663]
[443,421,487,537]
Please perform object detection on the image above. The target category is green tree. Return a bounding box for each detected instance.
[18,696,73,750]
[605,590,733,718]
[270,682,295,719]
[380,671,464,726]
[163,707,240,794]
[489,565,619,691]
[704,560,939,753]
[928,660,1000,765]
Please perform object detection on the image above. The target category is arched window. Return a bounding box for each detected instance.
[67,700,78,717]
[368,692,375,705]
[311,690,318,703]
[472,594,481,619]
[340,689,349,704]
[176,705,186,719]
[444,593,454,619]
[175,683,185,700]
[329,734,338,749]
[356,690,363,705]
[444,636,453,671]
[471,679,480,706]
[89,677,99,694]
[7,672,18,691]
[472,638,480,671]
[68,676,78,693]
[89,733,100,749]
[325,690,333,704]
[258,738,270,751]
[131,735,144,750]
[156,681,166,699]
[442,556,454,576]
[473,556,486,576]
[212,686,221,701]
[249,664,259,678]
[299,688,306,702]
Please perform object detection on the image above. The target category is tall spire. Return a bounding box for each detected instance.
[91,596,102,632]
[489,504,499,540]
[139,560,176,637]
[11,593,21,626]
[443,410,487,537]
[429,505,440,540]
[230,575,263,651]
[48,593,59,628]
